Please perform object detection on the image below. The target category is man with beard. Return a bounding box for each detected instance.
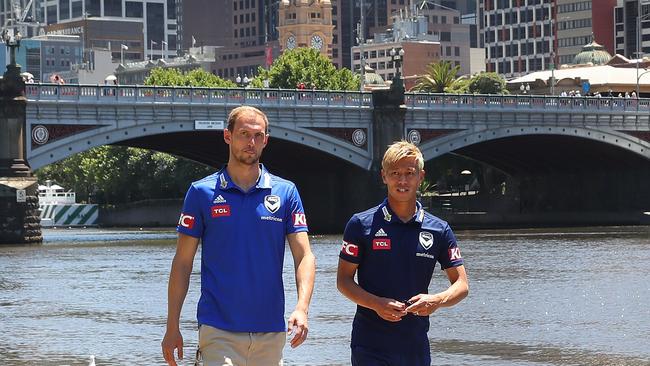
[162,106,316,366]
[337,141,468,365]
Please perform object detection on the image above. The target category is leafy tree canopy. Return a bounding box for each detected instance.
[144,67,236,88]
[467,72,508,94]
[36,146,214,204]
[250,48,359,90]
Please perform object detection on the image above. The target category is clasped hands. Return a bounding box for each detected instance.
[373,293,442,322]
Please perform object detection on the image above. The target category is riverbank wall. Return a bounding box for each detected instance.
[97,198,650,231]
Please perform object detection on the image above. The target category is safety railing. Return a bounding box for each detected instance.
[26,84,373,108]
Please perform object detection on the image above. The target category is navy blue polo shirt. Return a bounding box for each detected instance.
[339,199,464,351]
[177,164,308,332]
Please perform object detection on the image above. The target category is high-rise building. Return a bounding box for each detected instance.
[340,0,388,69]
[614,0,650,60]
[3,0,178,60]
[480,0,555,77]
[179,0,283,81]
[556,0,616,65]
[479,0,617,77]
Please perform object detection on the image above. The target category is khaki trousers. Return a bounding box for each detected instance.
[198,325,285,366]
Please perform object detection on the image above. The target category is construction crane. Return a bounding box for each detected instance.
[2,0,41,39]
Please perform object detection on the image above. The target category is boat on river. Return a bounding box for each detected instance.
[38,180,98,227]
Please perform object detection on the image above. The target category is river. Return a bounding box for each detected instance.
[0,226,649,365]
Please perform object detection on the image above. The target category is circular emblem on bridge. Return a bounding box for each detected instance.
[352,129,366,147]
[32,125,50,145]
[407,129,421,145]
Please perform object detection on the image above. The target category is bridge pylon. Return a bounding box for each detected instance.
[0,59,42,244]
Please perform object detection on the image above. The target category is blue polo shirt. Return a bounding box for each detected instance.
[339,199,464,351]
[177,164,309,332]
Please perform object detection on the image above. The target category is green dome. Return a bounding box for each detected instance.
[573,40,612,65]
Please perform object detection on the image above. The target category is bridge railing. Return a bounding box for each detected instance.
[26,84,650,112]
[405,92,650,112]
[26,84,373,108]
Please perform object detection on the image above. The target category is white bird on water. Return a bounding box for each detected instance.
[88,355,96,366]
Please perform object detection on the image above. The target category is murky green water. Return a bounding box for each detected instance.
[1,226,649,365]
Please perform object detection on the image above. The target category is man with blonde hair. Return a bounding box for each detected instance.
[337,140,469,365]
[162,106,316,366]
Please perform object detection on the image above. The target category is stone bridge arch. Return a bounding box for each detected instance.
[416,125,650,168]
[26,120,373,170]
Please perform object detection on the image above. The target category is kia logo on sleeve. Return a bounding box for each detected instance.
[449,247,462,261]
[293,213,307,227]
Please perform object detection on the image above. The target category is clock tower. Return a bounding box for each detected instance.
[277,0,334,59]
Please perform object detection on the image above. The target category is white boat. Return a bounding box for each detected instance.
[38,180,98,227]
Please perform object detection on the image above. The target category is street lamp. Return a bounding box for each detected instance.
[1,28,22,67]
[637,69,650,97]
[120,44,128,65]
[236,74,250,88]
[636,1,650,97]
[390,47,405,90]
[519,83,530,94]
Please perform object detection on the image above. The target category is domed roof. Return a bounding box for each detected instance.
[573,40,612,65]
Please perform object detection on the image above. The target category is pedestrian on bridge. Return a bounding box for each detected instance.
[162,106,316,366]
[337,141,469,366]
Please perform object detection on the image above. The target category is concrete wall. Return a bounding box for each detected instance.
[99,199,182,227]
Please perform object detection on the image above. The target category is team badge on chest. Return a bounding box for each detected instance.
[264,194,281,213]
[419,231,434,250]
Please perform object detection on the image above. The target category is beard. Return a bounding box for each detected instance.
[233,149,261,165]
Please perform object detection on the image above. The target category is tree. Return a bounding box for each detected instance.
[144,67,236,88]
[467,72,508,94]
[251,48,359,90]
[35,146,214,204]
[411,61,462,93]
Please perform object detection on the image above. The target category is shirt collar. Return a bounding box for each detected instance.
[217,164,272,192]
[380,198,424,225]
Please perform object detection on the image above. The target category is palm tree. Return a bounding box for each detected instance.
[411,61,461,93]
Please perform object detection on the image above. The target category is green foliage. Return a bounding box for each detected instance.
[37,70,236,206]
[467,72,508,94]
[35,146,214,204]
[411,61,462,93]
[144,67,236,88]
[418,179,438,197]
[251,48,359,90]
[444,76,471,94]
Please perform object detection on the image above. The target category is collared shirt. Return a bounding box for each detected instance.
[177,164,308,332]
[339,198,464,351]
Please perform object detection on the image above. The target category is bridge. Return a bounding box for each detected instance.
[24,84,650,173]
[3,81,650,242]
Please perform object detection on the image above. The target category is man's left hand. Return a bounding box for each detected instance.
[287,309,309,348]
[405,294,443,316]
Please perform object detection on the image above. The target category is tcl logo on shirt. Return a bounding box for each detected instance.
[372,238,391,250]
[293,213,307,227]
[449,247,462,261]
[211,205,231,218]
[178,213,195,229]
[341,240,359,257]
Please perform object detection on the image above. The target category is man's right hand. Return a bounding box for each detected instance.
[372,297,407,322]
[161,329,184,366]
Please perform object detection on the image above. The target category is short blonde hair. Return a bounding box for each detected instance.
[227,106,269,134]
[382,140,424,171]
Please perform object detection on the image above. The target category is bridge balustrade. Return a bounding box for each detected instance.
[26,84,373,108]
[25,84,650,113]
[404,92,650,112]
